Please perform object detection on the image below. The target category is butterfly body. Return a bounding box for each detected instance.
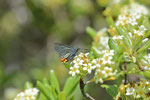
[54,43,80,62]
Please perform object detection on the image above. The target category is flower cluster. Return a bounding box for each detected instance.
[116,3,148,26]
[69,52,96,76]
[14,88,39,100]
[115,3,148,45]
[93,28,109,50]
[69,50,117,83]
[118,80,150,99]
[94,50,117,83]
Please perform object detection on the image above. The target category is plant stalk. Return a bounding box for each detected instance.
[124,62,127,85]
[80,78,95,100]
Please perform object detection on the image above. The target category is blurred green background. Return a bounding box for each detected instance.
[0,0,149,100]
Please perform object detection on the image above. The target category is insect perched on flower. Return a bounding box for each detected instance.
[54,43,80,62]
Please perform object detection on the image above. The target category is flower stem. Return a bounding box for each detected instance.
[80,78,95,100]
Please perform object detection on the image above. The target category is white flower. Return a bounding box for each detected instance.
[69,67,80,76]
[127,17,138,26]
[133,29,144,36]
[116,3,148,27]
[92,59,97,64]
[75,70,80,73]
[99,78,103,83]
[103,56,114,64]
[95,64,100,68]
[146,82,150,84]
[14,88,39,100]
[74,65,79,68]
[126,87,135,95]
[129,3,148,15]
[99,36,109,49]
[101,70,106,74]
[142,38,148,43]
[136,95,141,98]
[104,67,114,76]
[143,54,150,64]
[83,63,93,74]
[69,71,76,76]
[102,50,114,57]
[112,35,124,40]
[139,25,147,31]
[69,52,95,76]
[144,66,150,70]
[130,13,141,19]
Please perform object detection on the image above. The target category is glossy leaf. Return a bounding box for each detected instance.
[37,81,55,100]
[38,93,48,100]
[91,46,100,58]
[108,38,118,51]
[137,40,150,53]
[63,63,71,70]
[116,27,132,49]
[101,84,118,97]
[49,70,60,94]
[58,91,67,100]
[51,85,58,99]
[24,81,33,89]
[86,27,97,39]
[106,16,115,27]
[63,76,80,97]
[43,79,58,100]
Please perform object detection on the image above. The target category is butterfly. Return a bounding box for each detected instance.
[54,43,80,62]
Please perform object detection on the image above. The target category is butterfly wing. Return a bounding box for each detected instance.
[54,43,78,62]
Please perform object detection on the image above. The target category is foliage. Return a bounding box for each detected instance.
[36,70,80,100]
[2,0,150,100]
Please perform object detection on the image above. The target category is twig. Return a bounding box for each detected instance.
[80,78,95,100]
[136,62,144,71]
[124,62,127,85]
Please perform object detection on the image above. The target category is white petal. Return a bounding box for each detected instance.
[72,72,76,76]
[75,70,80,73]
[83,67,87,70]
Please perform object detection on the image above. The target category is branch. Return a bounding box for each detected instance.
[80,78,95,100]
[124,62,127,85]
[136,62,144,71]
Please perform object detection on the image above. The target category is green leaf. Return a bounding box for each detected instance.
[24,81,33,89]
[49,70,60,94]
[37,93,48,100]
[86,27,97,39]
[145,30,150,37]
[43,78,49,86]
[101,84,109,89]
[108,38,118,51]
[51,85,58,99]
[37,81,55,100]
[116,26,132,49]
[134,37,143,51]
[137,40,150,53]
[58,91,67,100]
[106,16,115,27]
[63,76,80,98]
[136,50,146,61]
[91,47,100,58]
[63,63,71,70]
[42,78,58,99]
[101,84,118,97]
